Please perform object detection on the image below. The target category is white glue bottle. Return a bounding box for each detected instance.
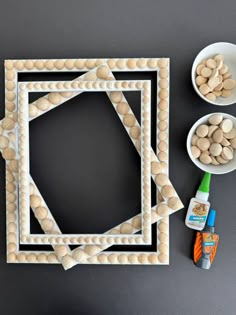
[185,172,211,231]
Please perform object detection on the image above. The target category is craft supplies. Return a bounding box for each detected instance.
[185,172,211,230]
[195,54,236,101]
[191,114,236,166]
[193,209,219,270]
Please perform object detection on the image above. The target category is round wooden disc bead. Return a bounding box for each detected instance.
[36,98,51,111]
[159,89,168,100]
[2,148,16,160]
[61,255,76,269]
[158,141,168,152]
[35,60,45,70]
[72,249,87,262]
[54,245,68,257]
[137,58,147,68]
[14,60,24,70]
[127,59,136,69]
[48,93,62,105]
[116,102,129,115]
[65,59,74,69]
[85,59,96,69]
[30,195,41,208]
[159,68,169,79]
[40,218,54,232]
[120,223,133,234]
[123,114,135,127]
[168,197,182,210]
[156,204,169,217]
[54,60,65,70]
[161,185,175,198]
[24,60,34,70]
[155,173,169,186]
[132,216,141,230]
[107,59,116,69]
[2,117,15,130]
[109,91,123,103]
[84,245,99,256]
[130,126,140,139]
[158,58,168,68]
[34,206,48,220]
[158,100,168,110]
[0,136,9,149]
[96,65,110,79]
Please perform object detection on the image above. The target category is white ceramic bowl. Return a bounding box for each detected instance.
[191,42,236,106]
[187,113,236,174]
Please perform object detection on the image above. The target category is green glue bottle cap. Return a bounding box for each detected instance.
[198,172,211,193]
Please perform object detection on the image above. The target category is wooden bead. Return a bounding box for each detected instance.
[208,77,220,89]
[191,146,201,158]
[2,117,15,130]
[47,253,58,263]
[7,253,17,262]
[220,119,233,133]
[199,153,212,164]
[74,59,84,69]
[158,111,168,120]
[84,245,99,256]
[40,218,54,232]
[168,197,182,210]
[120,223,133,234]
[158,141,168,152]
[197,138,210,151]
[151,161,162,174]
[24,60,34,70]
[37,253,47,262]
[206,93,216,101]
[5,60,14,70]
[36,98,51,111]
[158,232,168,243]
[199,84,210,95]
[208,125,218,137]
[65,59,74,69]
[116,102,129,115]
[6,70,15,80]
[230,137,236,149]
[196,76,207,86]
[6,183,15,193]
[221,137,230,146]
[0,136,9,149]
[221,89,232,97]
[191,134,199,146]
[201,67,212,78]
[158,100,168,110]
[30,195,41,208]
[206,59,216,69]
[132,216,141,230]
[123,114,135,127]
[35,60,45,69]
[158,58,168,68]
[209,143,222,156]
[159,68,168,78]
[2,148,16,160]
[222,147,233,160]
[127,59,136,69]
[223,79,235,90]
[196,64,205,75]
[147,59,157,68]
[157,204,169,217]
[34,206,48,220]
[216,155,229,164]
[148,254,159,264]
[6,81,15,90]
[137,58,147,68]
[158,253,169,263]
[155,173,169,186]
[14,60,24,70]
[72,249,86,261]
[161,185,175,198]
[208,114,223,125]
[85,59,96,69]
[96,65,110,79]
[54,245,68,257]
[17,253,26,262]
[130,126,140,139]
[219,64,229,75]
[8,160,18,172]
[159,89,168,100]
[6,102,15,112]
[158,151,167,161]
[61,255,75,269]
[110,91,123,103]
[48,93,62,105]
[54,60,65,70]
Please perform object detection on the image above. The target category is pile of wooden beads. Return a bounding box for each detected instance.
[195,54,236,101]
[191,114,236,165]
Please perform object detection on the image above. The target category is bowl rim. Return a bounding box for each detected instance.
[187,112,236,174]
[191,41,236,106]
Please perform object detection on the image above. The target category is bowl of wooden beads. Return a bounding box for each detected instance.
[192,42,236,105]
[187,113,236,174]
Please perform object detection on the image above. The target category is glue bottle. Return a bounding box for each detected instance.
[193,209,219,270]
[185,172,211,230]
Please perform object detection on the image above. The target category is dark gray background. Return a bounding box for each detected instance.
[0,0,235,314]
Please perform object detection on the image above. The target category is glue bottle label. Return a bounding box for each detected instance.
[185,198,210,230]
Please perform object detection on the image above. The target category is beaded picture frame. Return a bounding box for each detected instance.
[19,79,152,245]
[2,59,184,269]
